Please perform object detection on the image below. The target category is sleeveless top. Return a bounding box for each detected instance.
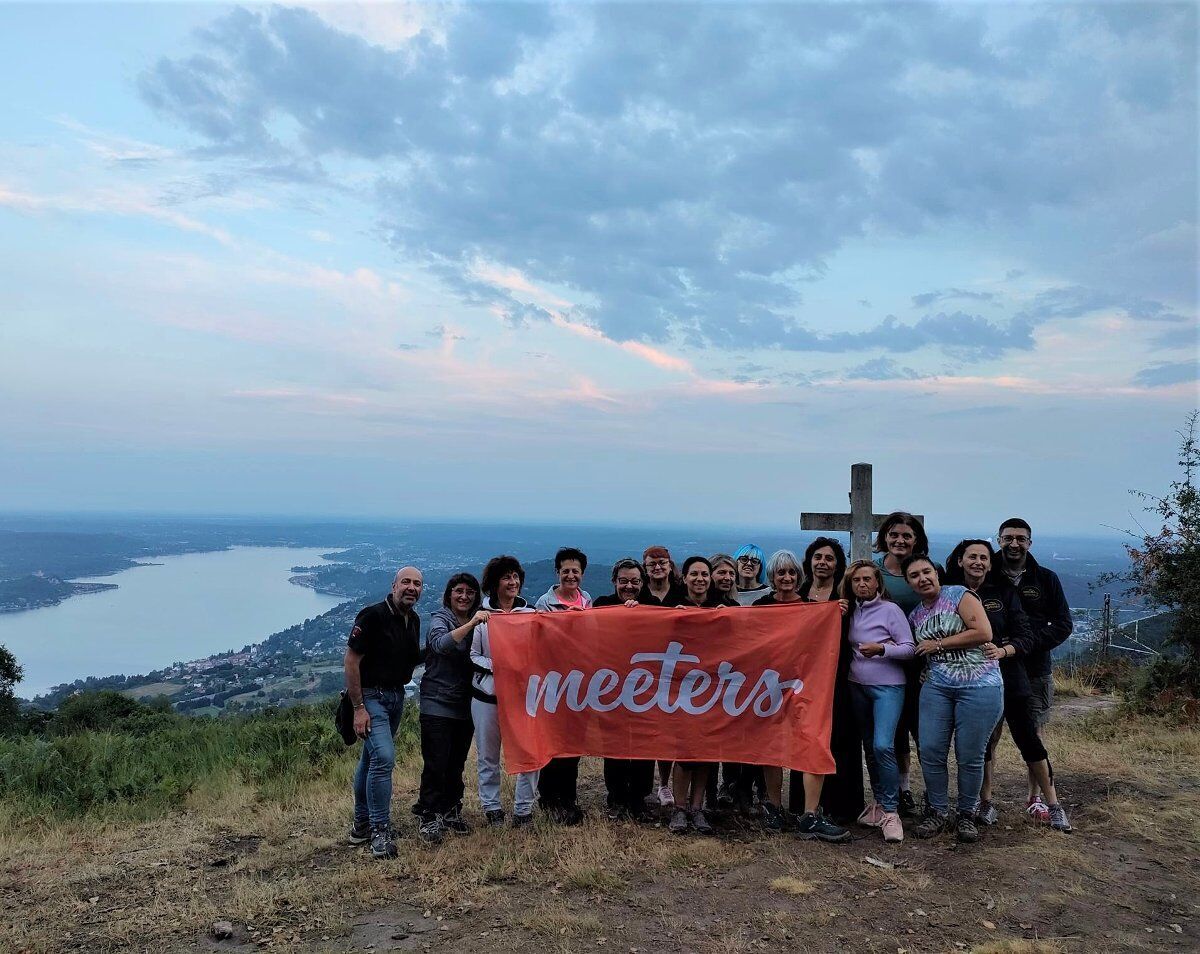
[908,585,1001,688]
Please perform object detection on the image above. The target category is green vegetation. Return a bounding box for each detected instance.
[1099,410,1200,716]
[0,690,418,819]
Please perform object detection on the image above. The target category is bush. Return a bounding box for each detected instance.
[0,692,420,818]
[1128,656,1200,723]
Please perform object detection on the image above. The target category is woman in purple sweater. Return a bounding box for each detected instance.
[842,559,916,843]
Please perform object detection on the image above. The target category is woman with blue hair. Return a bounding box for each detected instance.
[733,544,769,606]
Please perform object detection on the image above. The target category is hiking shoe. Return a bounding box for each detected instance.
[691,810,713,835]
[796,809,851,843]
[1026,795,1050,823]
[1048,803,1073,833]
[716,784,736,809]
[658,784,675,808]
[347,819,371,846]
[880,811,904,843]
[976,800,999,826]
[760,801,784,833]
[668,808,690,834]
[511,812,534,829]
[956,814,979,843]
[914,810,948,839]
[441,809,471,835]
[370,827,398,859]
[418,816,445,845]
[898,789,919,818]
[857,801,885,827]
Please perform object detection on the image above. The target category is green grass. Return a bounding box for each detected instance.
[0,693,419,819]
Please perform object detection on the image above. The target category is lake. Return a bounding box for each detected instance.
[0,546,343,699]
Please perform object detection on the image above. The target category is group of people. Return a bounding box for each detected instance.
[342,514,1074,860]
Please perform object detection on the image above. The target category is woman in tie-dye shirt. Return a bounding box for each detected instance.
[903,555,1002,844]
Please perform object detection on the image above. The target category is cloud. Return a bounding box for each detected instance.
[426,323,467,341]
[136,3,1196,362]
[911,288,996,308]
[0,182,235,246]
[1133,360,1199,388]
[839,357,924,381]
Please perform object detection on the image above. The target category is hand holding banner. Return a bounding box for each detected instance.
[488,602,842,774]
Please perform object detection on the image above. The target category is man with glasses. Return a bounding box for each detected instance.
[994,517,1073,824]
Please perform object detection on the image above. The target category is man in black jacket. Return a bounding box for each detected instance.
[996,518,1073,721]
[996,518,1073,824]
[344,566,423,859]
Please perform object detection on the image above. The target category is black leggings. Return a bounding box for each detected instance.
[893,665,922,761]
[986,689,1050,769]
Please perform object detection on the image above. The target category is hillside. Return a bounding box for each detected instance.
[1,694,1196,953]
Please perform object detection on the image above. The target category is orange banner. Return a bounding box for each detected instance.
[488,602,841,774]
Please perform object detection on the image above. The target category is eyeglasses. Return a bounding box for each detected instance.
[616,577,642,587]
[736,556,761,564]
[646,560,670,569]
[999,534,1030,544]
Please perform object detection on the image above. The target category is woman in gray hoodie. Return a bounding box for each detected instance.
[470,555,539,827]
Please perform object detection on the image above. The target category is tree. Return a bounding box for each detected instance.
[0,644,22,734]
[1101,410,1200,702]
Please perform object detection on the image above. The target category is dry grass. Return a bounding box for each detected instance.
[2,710,1199,953]
[768,875,815,895]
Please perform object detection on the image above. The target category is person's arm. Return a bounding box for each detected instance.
[1041,571,1074,651]
[344,646,370,738]
[914,591,993,655]
[470,621,492,673]
[429,611,490,654]
[881,605,916,659]
[1003,589,1038,656]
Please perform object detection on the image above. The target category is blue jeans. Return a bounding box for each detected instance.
[849,682,905,812]
[352,688,406,830]
[918,680,1004,816]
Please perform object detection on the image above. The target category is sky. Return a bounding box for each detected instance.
[0,1,1196,534]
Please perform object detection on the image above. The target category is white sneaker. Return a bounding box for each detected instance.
[658,784,675,807]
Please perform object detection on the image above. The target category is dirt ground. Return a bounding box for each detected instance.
[4,699,1198,954]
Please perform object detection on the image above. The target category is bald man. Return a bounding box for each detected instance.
[345,566,423,859]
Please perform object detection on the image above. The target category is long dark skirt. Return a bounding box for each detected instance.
[788,647,865,821]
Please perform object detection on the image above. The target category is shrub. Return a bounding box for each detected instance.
[0,692,420,819]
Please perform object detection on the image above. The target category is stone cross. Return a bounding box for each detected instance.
[800,462,924,563]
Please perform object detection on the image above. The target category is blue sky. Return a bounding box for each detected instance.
[0,2,1196,532]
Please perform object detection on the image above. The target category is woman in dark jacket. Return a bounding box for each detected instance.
[797,537,863,826]
[946,540,1071,833]
[414,572,487,843]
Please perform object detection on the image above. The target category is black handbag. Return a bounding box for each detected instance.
[334,691,358,746]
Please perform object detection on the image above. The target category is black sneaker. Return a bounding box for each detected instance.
[914,809,948,839]
[441,807,471,835]
[347,819,371,846]
[760,801,784,834]
[484,809,506,828]
[795,809,850,843]
[418,816,445,845]
[668,808,689,834]
[956,814,979,843]
[511,812,534,829]
[370,826,398,859]
[691,809,714,835]
[898,790,919,818]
